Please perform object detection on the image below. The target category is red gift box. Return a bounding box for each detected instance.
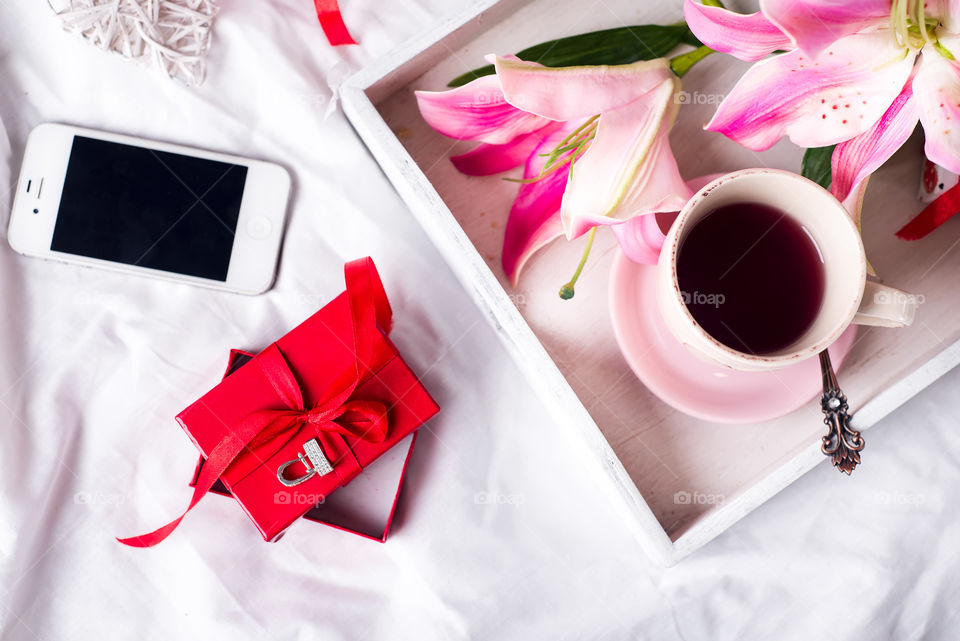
[190,349,418,542]
[120,258,439,546]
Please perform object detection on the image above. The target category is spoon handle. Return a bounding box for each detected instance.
[819,350,864,474]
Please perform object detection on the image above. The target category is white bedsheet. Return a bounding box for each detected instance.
[0,1,958,639]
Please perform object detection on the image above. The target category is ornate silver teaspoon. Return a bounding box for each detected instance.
[819,349,864,474]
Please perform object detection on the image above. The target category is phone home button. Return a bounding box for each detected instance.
[246,216,272,240]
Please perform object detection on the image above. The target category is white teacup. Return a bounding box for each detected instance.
[656,168,916,372]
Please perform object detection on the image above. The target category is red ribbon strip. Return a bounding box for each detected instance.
[314,0,358,46]
[896,180,960,240]
[118,259,391,547]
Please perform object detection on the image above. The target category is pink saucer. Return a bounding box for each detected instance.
[609,250,858,424]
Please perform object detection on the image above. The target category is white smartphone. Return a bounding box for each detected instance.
[7,123,291,295]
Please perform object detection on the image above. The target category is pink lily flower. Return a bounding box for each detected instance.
[685,0,960,212]
[612,174,722,263]
[415,56,690,284]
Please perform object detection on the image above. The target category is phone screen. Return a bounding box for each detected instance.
[50,136,248,281]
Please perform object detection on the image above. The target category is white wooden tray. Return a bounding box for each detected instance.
[342,0,960,565]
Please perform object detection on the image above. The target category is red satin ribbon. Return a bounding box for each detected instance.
[314,0,358,46]
[896,180,960,240]
[215,343,389,488]
[118,259,391,547]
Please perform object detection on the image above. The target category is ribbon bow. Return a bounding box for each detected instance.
[118,345,386,548]
[216,344,388,487]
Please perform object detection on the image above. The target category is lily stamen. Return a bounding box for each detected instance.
[892,0,944,51]
[503,115,600,185]
[559,227,597,300]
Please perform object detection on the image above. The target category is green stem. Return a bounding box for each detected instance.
[559,228,597,300]
[669,45,715,77]
[701,0,725,6]
[935,39,955,60]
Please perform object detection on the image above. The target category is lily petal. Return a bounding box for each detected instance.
[914,41,960,174]
[451,126,558,176]
[502,126,577,285]
[706,32,915,150]
[493,56,674,121]
[831,78,920,209]
[612,174,722,264]
[617,213,670,264]
[415,74,551,144]
[760,0,890,59]
[561,77,692,238]
[683,0,792,62]
[840,177,877,276]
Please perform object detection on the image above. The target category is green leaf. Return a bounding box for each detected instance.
[681,29,704,48]
[801,145,836,189]
[447,24,699,87]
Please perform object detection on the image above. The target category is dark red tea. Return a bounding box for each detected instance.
[676,202,825,355]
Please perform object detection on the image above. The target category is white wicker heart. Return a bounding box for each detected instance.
[50,0,217,85]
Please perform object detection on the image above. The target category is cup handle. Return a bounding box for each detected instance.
[851,281,917,328]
